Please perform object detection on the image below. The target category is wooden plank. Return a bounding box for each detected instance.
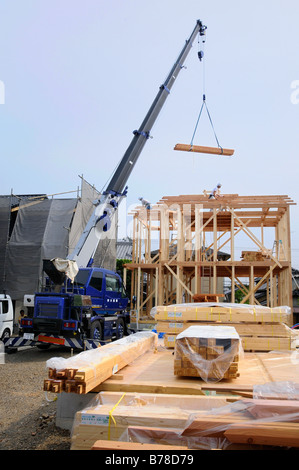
[174,143,234,156]
[242,398,299,419]
[224,422,299,447]
[91,439,188,450]
[98,380,205,395]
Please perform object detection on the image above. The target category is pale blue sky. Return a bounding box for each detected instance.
[0,0,298,265]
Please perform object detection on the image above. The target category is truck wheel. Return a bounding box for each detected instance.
[90,320,103,341]
[1,329,10,341]
[116,318,125,339]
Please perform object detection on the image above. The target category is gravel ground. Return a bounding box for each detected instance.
[0,344,74,450]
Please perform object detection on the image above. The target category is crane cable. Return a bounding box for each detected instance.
[190,32,223,154]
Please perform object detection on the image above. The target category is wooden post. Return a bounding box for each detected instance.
[213,208,217,294]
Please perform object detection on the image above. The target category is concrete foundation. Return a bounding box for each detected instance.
[55,391,97,430]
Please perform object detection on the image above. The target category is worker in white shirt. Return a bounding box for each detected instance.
[139,197,151,210]
[209,183,222,199]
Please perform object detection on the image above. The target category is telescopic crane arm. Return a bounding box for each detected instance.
[47,20,207,280]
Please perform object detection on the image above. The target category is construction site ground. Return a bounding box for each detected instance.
[0,345,72,450]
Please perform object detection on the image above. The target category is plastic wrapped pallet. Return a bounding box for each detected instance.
[174,325,242,382]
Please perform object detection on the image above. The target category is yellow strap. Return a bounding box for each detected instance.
[164,305,167,320]
[108,393,126,440]
[229,307,232,322]
[253,307,256,322]
[196,307,198,321]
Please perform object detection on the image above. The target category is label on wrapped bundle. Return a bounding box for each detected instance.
[81,413,109,426]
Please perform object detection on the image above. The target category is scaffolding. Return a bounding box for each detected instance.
[124,193,295,323]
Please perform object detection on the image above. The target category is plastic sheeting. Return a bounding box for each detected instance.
[174,325,242,382]
[0,197,11,289]
[1,179,118,301]
[71,381,299,450]
[46,331,158,374]
[4,198,77,300]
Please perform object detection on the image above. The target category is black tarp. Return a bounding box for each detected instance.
[4,198,77,300]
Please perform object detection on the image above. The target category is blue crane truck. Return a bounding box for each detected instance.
[4,20,207,351]
[16,266,130,350]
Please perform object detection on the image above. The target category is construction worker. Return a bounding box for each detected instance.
[18,309,25,325]
[139,197,151,210]
[209,183,222,200]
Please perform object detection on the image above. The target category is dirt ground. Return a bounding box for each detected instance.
[0,344,74,450]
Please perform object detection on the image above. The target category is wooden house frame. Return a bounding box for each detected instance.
[124,194,295,323]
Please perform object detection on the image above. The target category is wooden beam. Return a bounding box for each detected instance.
[164,263,193,297]
[240,263,278,304]
[230,208,282,268]
[174,143,234,156]
[91,439,188,451]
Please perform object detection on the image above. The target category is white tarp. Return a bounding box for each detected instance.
[52,258,79,283]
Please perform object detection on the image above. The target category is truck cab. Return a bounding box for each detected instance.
[20,267,129,346]
[0,294,14,341]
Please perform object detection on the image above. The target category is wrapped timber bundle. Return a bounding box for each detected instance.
[151,303,298,352]
[44,331,158,394]
[174,325,242,382]
[70,391,234,450]
[71,386,299,450]
[181,382,299,449]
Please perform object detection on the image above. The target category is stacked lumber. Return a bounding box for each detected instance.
[241,251,269,261]
[193,294,224,302]
[151,303,298,352]
[44,331,157,394]
[71,391,299,450]
[70,391,236,450]
[174,326,241,382]
[181,397,299,448]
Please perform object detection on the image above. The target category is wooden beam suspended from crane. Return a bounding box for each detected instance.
[174,143,234,156]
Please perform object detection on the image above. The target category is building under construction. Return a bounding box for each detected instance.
[125,192,295,323]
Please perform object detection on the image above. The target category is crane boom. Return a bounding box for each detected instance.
[106,19,207,195]
[46,20,207,280]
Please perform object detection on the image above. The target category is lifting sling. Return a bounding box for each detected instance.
[174,31,234,157]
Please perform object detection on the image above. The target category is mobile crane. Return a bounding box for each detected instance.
[5,20,207,351]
